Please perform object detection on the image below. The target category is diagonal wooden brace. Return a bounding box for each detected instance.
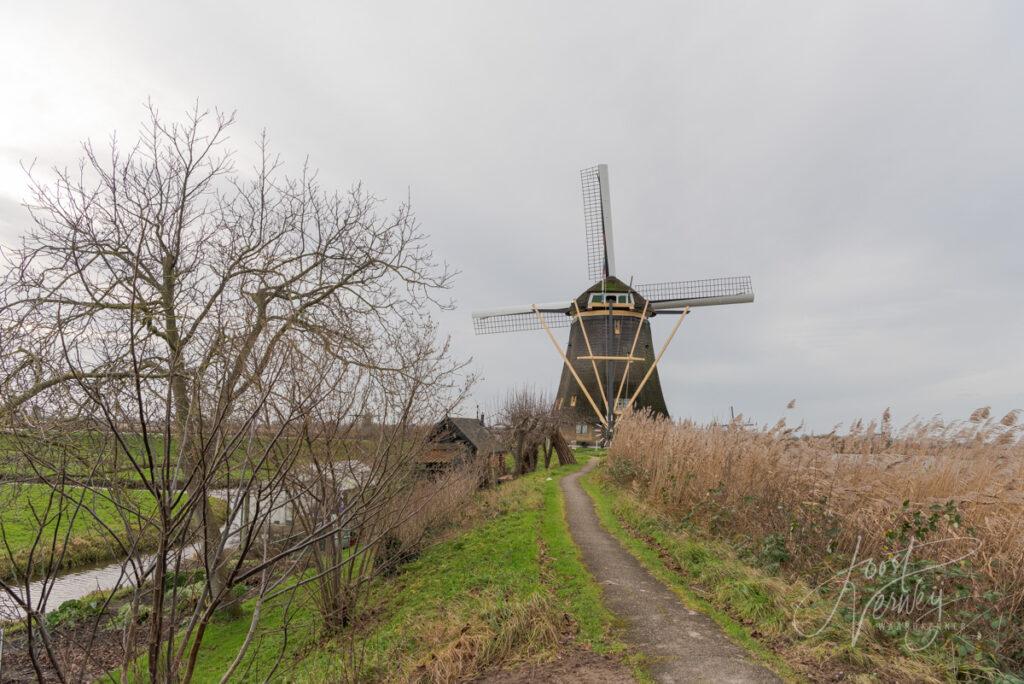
[625,307,689,412]
[573,300,609,417]
[533,305,609,429]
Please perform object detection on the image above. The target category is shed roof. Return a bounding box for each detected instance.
[432,416,503,455]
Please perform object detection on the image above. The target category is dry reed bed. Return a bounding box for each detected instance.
[607,409,1024,670]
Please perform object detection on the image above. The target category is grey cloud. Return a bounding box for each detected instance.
[2,1,1021,430]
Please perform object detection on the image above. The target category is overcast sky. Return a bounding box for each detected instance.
[2,1,1022,431]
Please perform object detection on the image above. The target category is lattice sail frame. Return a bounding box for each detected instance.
[472,276,754,334]
[581,165,615,281]
[636,276,753,305]
[472,309,572,335]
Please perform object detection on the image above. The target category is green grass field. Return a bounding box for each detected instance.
[0,431,375,485]
[0,432,172,481]
[0,484,211,580]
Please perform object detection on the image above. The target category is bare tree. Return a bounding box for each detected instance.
[497,387,574,476]
[0,103,469,682]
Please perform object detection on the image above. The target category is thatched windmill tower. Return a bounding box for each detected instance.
[472,165,754,443]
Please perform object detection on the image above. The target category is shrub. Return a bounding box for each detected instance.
[163,568,206,590]
[112,601,151,629]
[46,596,105,628]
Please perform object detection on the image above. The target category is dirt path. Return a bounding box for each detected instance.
[562,459,781,684]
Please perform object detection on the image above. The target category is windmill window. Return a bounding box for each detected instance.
[576,423,588,434]
[570,395,577,407]
[614,320,621,335]
[588,293,633,307]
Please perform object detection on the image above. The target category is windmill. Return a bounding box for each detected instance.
[472,164,754,443]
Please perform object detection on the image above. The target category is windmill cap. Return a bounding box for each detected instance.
[573,276,648,311]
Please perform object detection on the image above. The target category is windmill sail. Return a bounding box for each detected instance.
[472,303,572,334]
[581,164,615,281]
[470,165,755,445]
[635,276,754,310]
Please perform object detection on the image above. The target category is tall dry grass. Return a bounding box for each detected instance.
[390,462,487,554]
[608,408,1024,670]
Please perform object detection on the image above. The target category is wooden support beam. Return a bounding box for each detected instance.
[614,301,649,411]
[573,300,609,416]
[577,355,645,362]
[533,306,609,429]
[626,307,689,412]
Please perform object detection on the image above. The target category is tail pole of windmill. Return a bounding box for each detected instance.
[471,164,755,443]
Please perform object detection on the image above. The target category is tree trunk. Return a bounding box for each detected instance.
[514,433,526,476]
[525,440,540,473]
[551,430,575,465]
[170,364,241,619]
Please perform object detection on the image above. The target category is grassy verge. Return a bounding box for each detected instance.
[580,465,801,682]
[583,464,978,683]
[0,484,162,579]
[538,461,652,682]
[121,584,323,683]
[176,455,637,683]
[0,484,226,581]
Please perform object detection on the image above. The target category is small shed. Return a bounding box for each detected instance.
[420,416,504,476]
